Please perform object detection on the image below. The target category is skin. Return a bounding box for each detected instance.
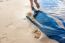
[29,0,40,9]
[28,0,40,21]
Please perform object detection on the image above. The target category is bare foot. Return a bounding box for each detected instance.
[27,12,35,21]
[27,12,32,16]
[32,29,41,39]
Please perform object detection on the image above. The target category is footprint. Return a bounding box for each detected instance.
[5,22,13,28]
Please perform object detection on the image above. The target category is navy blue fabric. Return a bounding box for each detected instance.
[35,11,64,30]
[34,11,65,43]
[55,16,65,27]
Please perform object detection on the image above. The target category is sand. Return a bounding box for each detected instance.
[0,0,60,43]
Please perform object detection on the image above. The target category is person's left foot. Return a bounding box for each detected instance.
[27,12,35,21]
[27,12,32,16]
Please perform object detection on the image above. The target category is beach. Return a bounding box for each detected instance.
[0,0,61,43]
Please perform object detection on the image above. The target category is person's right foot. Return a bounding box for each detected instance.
[32,29,41,39]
